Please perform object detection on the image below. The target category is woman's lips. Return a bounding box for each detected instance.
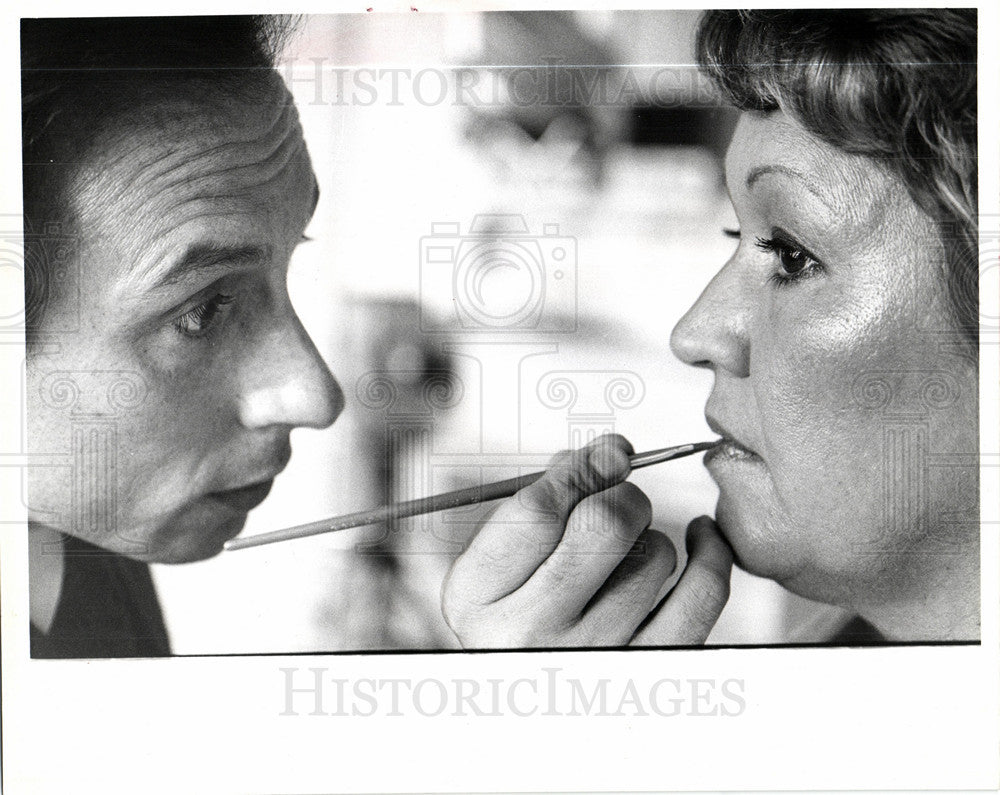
[704,437,761,463]
[206,479,274,513]
[704,415,761,464]
[704,411,763,466]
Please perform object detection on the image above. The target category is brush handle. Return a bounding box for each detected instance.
[224,440,716,552]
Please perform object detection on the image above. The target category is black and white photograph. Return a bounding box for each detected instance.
[2,2,998,793]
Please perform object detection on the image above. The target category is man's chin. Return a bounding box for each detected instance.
[129,510,249,564]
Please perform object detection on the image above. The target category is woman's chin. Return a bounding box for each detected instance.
[713,494,800,585]
[714,500,857,606]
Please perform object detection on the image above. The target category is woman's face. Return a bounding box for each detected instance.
[26,74,344,563]
[671,110,978,611]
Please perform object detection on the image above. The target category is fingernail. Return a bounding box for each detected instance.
[686,515,715,549]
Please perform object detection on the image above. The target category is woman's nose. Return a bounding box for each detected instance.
[670,261,751,378]
[238,312,344,431]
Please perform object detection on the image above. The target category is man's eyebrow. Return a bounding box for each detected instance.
[745,164,834,210]
[147,243,270,291]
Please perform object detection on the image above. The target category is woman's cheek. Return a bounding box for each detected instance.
[756,290,879,448]
[751,293,897,539]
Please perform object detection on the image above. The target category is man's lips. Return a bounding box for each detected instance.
[206,479,275,513]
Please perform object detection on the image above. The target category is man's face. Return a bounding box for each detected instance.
[26,73,344,563]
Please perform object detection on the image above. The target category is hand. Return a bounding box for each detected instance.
[441,434,733,647]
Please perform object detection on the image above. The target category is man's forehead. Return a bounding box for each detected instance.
[74,74,308,213]
[68,73,315,283]
[93,71,301,165]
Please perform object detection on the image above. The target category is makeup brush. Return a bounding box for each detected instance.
[224,440,718,552]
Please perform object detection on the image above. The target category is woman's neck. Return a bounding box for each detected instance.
[29,523,65,634]
[858,547,980,641]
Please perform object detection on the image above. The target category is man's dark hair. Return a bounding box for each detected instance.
[20,15,295,335]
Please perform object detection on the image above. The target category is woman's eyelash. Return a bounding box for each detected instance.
[754,235,823,286]
[173,293,235,339]
[719,227,823,286]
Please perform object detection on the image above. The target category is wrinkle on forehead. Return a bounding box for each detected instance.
[109,100,299,195]
[131,115,306,237]
[70,80,314,281]
[78,95,303,212]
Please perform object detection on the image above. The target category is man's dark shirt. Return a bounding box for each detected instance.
[30,533,171,658]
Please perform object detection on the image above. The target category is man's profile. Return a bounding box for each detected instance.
[22,16,344,657]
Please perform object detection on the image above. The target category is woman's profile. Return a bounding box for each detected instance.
[443,9,980,646]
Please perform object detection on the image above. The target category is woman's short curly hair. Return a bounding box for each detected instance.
[696,9,978,347]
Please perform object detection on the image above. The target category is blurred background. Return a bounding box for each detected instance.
[152,9,839,653]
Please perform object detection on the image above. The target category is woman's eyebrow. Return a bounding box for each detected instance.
[145,242,271,292]
[745,164,835,211]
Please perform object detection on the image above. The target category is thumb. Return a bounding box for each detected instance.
[447,434,634,605]
[630,515,733,646]
[511,433,634,530]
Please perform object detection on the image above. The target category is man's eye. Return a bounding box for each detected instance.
[173,294,235,338]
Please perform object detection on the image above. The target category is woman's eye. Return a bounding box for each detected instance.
[173,293,235,338]
[754,234,823,285]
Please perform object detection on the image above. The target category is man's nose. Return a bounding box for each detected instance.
[669,260,751,378]
[238,312,344,431]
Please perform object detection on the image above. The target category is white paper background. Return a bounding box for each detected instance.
[2,1,997,793]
